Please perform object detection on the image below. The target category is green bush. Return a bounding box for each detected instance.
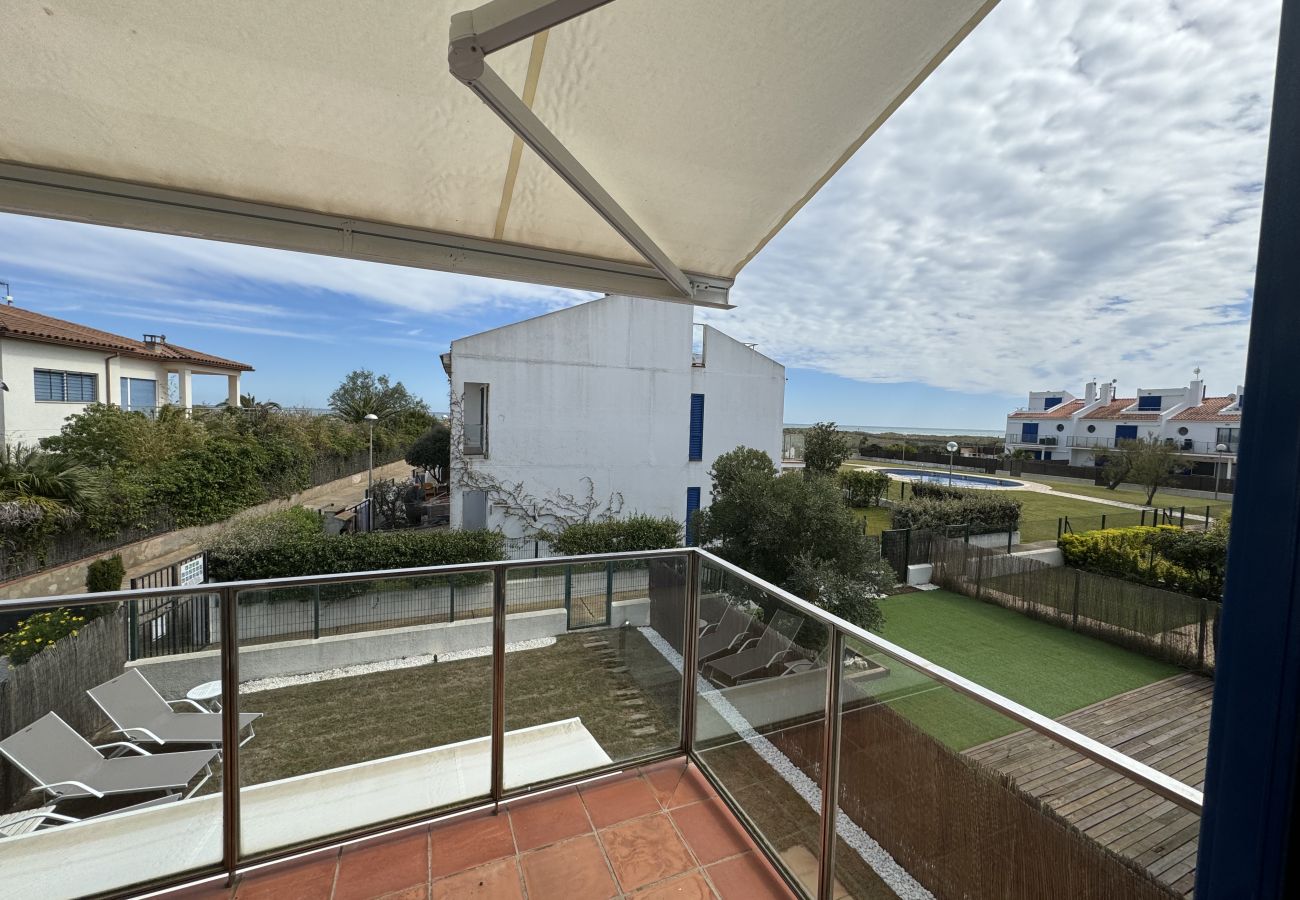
[0,609,90,666]
[207,508,505,581]
[838,469,889,507]
[905,481,967,501]
[86,555,125,593]
[547,515,682,556]
[1058,525,1226,600]
[891,492,1021,535]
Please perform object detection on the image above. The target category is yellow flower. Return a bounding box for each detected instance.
[19,640,27,646]
[71,630,78,637]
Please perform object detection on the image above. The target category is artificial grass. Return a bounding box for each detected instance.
[866,590,1181,750]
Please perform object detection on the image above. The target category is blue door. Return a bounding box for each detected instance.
[1021,423,1039,444]
[1115,425,1139,442]
[685,487,701,546]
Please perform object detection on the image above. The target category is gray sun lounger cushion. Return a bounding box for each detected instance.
[704,611,806,686]
[0,712,216,801]
[697,604,759,664]
[88,669,261,747]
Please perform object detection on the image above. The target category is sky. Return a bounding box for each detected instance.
[0,0,1281,430]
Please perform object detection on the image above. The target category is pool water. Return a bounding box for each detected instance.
[879,468,1023,490]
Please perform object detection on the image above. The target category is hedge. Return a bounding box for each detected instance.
[1058,525,1227,600]
[548,515,682,556]
[905,481,968,501]
[890,493,1022,536]
[86,555,125,593]
[838,469,890,507]
[207,508,505,581]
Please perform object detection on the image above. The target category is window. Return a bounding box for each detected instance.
[1116,425,1139,441]
[688,393,705,461]
[1043,396,1062,409]
[1019,422,1038,443]
[691,323,706,366]
[462,383,489,456]
[685,487,701,546]
[1178,426,1189,436]
[1087,424,1096,433]
[1216,427,1240,450]
[1055,423,1065,432]
[1137,395,1161,411]
[34,369,97,402]
[120,377,158,412]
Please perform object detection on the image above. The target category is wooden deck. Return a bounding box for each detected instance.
[967,673,1212,897]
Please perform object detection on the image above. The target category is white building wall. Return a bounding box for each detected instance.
[448,296,784,539]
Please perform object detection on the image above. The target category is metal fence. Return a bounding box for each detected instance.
[928,536,1219,672]
[1059,505,1218,537]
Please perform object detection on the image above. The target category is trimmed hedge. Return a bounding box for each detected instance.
[207,508,505,581]
[86,555,125,593]
[548,515,682,556]
[839,469,890,507]
[1058,525,1227,600]
[891,493,1022,536]
[905,481,968,501]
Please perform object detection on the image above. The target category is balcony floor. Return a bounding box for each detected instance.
[163,759,796,900]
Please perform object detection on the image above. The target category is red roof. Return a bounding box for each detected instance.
[0,305,252,372]
[1010,399,1085,419]
[1081,399,1161,421]
[1169,396,1241,421]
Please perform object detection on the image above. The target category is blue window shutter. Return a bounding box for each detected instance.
[1116,425,1139,441]
[1020,422,1039,442]
[688,393,705,461]
[1043,397,1062,409]
[685,487,701,546]
[1138,395,1161,411]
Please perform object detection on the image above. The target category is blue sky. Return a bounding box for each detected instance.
[0,0,1278,429]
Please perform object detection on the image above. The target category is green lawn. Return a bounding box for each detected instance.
[860,590,1180,750]
[1013,474,1233,520]
[849,505,892,536]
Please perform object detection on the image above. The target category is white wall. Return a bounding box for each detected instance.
[449,295,784,537]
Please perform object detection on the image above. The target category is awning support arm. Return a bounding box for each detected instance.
[450,2,700,302]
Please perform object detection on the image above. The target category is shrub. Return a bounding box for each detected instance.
[905,481,967,501]
[86,555,125,593]
[548,515,682,556]
[1058,525,1226,600]
[0,609,89,666]
[838,469,889,507]
[207,508,505,581]
[891,493,1021,535]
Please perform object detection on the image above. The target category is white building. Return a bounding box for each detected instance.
[1005,376,1242,477]
[0,303,252,445]
[442,295,784,540]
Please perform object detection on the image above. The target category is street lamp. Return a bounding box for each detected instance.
[946,441,959,486]
[1214,442,1229,500]
[364,413,379,498]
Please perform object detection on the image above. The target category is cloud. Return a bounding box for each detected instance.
[0,0,1277,402]
[700,0,1277,398]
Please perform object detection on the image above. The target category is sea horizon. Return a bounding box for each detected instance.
[784,423,1004,438]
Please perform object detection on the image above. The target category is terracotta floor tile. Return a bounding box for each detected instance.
[429,811,515,879]
[508,788,592,851]
[666,766,715,808]
[160,883,234,900]
[335,831,429,900]
[706,852,795,900]
[431,857,524,900]
[579,772,661,828]
[631,870,717,899]
[671,799,754,865]
[641,759,690,807]
[520,833,618,900]
[599,812,696,892]
[374,887,428,900]
[235,854,337,900]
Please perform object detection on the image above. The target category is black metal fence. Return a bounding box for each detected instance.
[929,535,1219,672]
[1058,505,1218,538]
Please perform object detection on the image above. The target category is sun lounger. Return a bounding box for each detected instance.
[88,669,260,747]
[0,713,216,802]
[0,794,181,836]
[703,611,806,686]
[697,604,760,663]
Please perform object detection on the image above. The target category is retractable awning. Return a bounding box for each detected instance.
[0,0,995,306]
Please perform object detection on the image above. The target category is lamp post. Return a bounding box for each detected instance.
[1214,442,1228,500]
[946,441,958,486]
[364,413,379,498]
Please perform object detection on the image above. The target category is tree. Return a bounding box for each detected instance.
[707,446,775,499]
[0,444,105,520]
[328,369,429,423]
[406,421,451,479]
[838,469,889,507]
[1102,437,1183,504]
[802,422,849,477]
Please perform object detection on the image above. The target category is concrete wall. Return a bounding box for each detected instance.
[0,459,410,601]
[131,598,652,697]
[449,295,784,537]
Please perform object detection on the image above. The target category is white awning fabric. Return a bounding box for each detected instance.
[0,0,995,304]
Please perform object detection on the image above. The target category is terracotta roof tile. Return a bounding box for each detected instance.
[1081,399,1161,421]
[1169,396,1241,421]
[1010,400,1085,419]
[0,305,252,371]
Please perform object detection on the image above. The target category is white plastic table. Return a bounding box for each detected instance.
[186,680,222,710]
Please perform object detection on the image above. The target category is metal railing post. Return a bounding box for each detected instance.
[448,577,456,623]
[1101,513,1107,531]
[563,566,572,620]
[490,564,507,808]
[219,586,241,886]
[816,629,845,900]
[127,600,139,660]
[605,561,614,626]
[680,551,701,756]
[1180,506,1186,529]
[312,585,321,640]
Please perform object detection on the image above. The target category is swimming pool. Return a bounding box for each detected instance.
[879,468,1023,490]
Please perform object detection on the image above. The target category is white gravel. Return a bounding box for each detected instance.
[239,637,556,694]
[639,626,933,900]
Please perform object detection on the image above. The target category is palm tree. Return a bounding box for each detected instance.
[0,444,105,522]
